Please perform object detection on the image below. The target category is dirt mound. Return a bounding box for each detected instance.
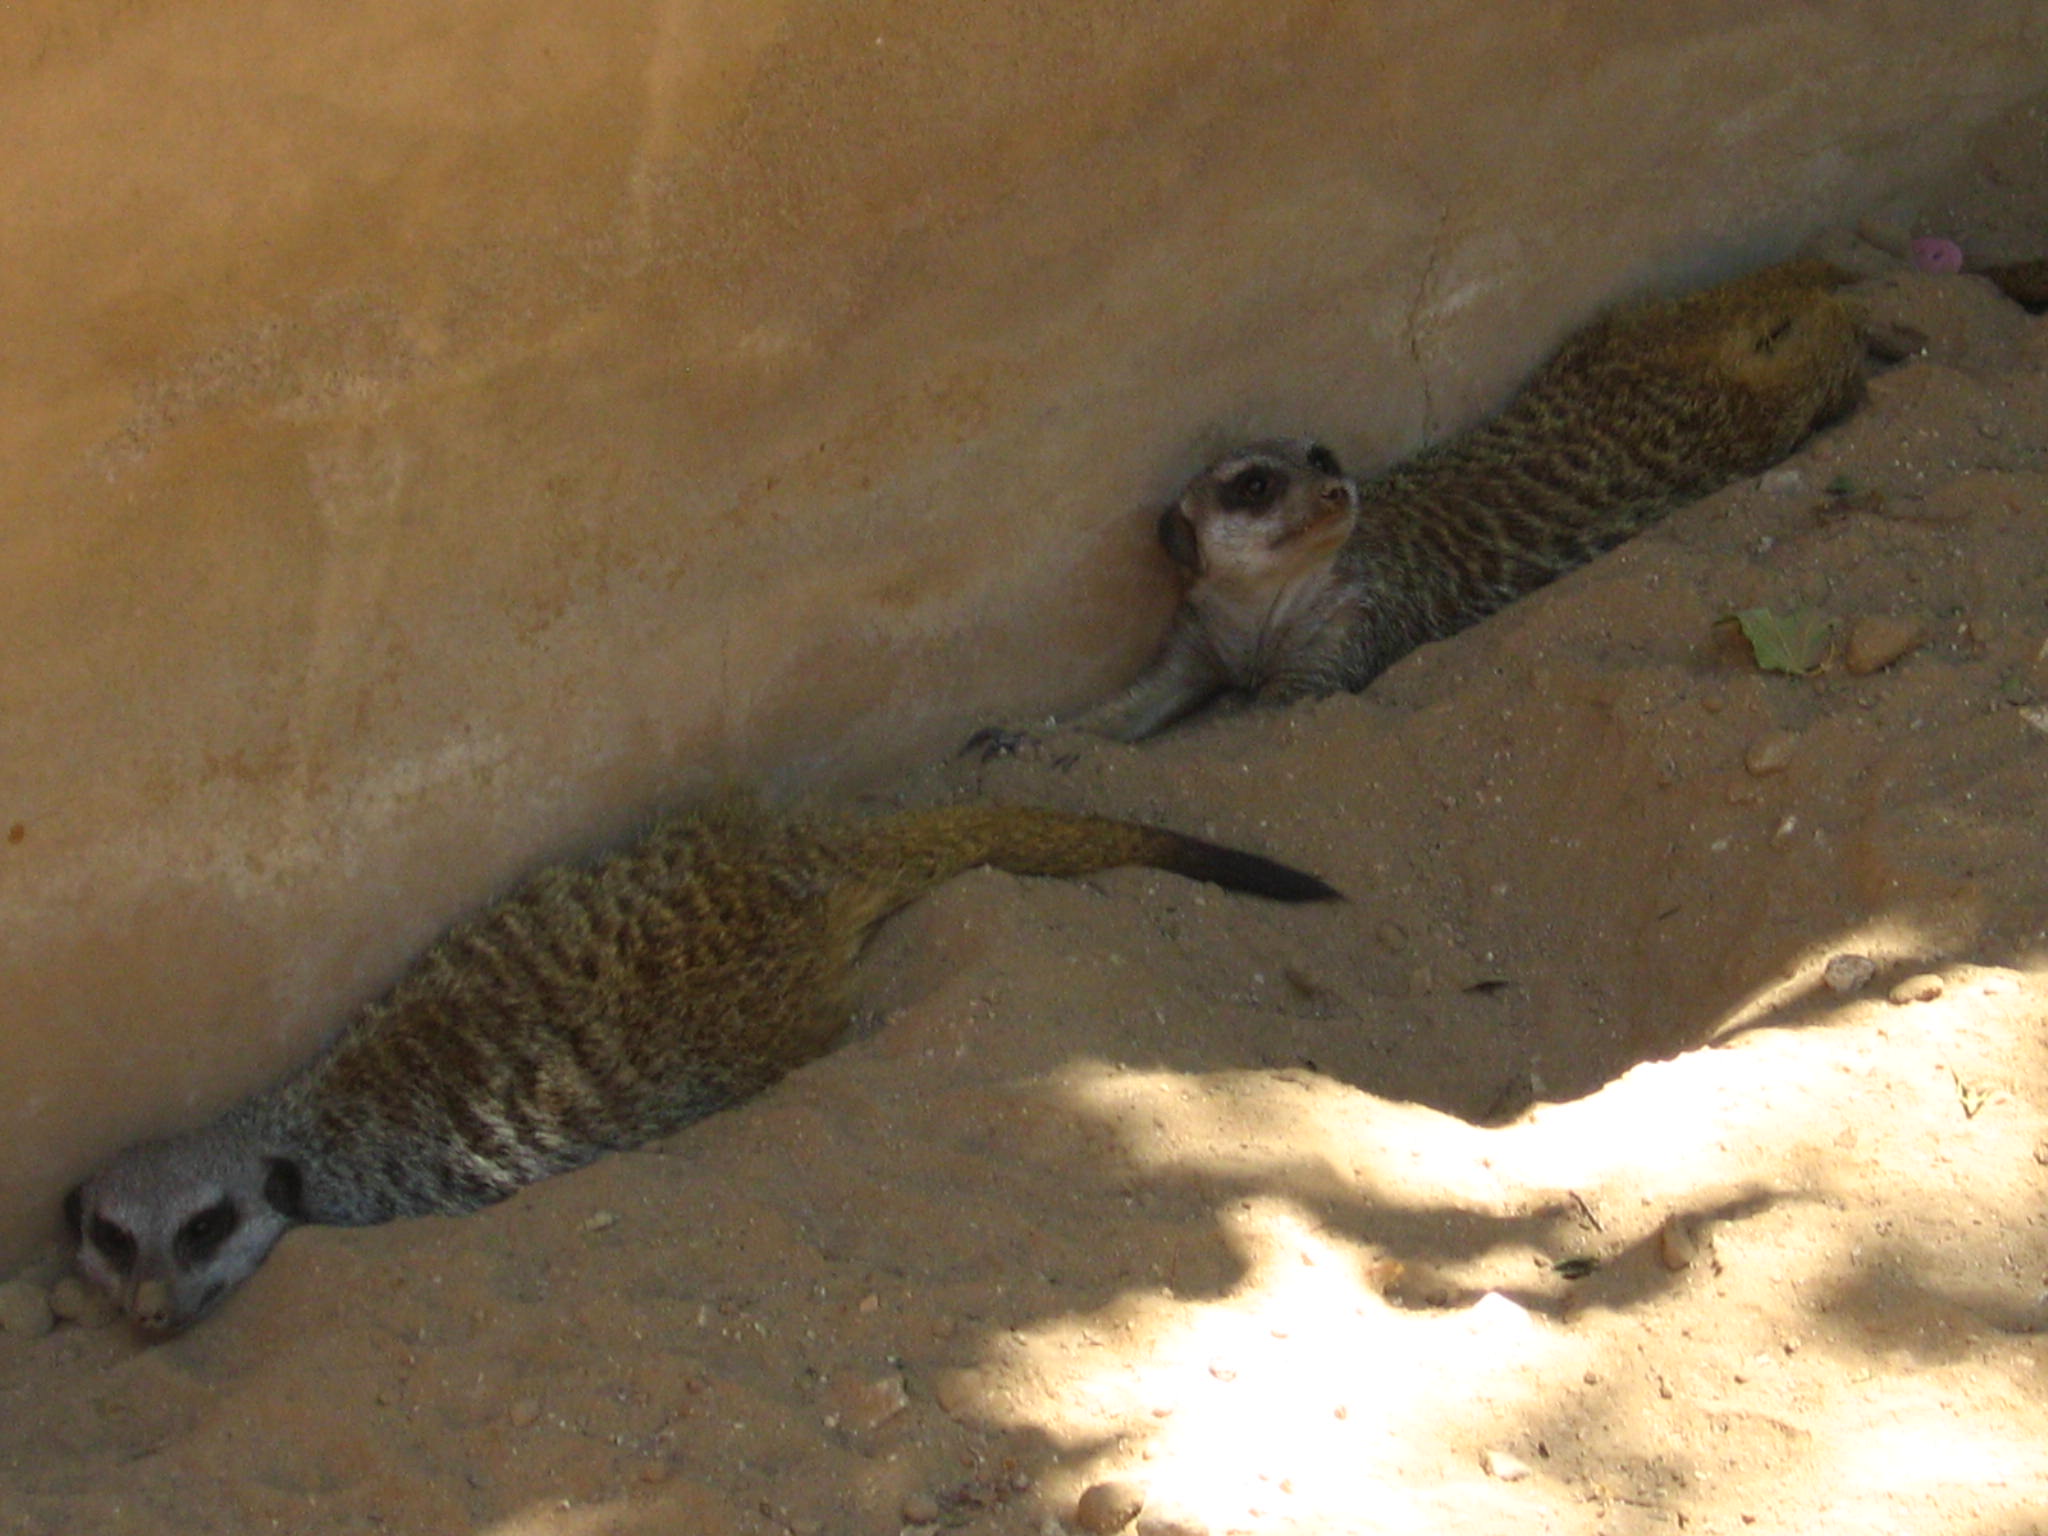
[6,256,2046,1536]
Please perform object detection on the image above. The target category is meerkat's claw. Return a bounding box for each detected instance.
[961,725,1037,761]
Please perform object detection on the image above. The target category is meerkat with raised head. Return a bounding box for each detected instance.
[981,259,1867,745]
[67,797,1339,1333]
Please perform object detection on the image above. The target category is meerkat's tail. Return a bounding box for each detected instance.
[829,803,1341,938]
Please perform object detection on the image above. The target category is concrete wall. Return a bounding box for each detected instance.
[4,0,2043,1268]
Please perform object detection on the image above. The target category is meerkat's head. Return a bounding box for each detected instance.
[65,1125,307,1334]
[1682,262,1867,435]
[1159,439,1359,588]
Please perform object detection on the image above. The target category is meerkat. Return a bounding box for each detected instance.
[976,259,1867,747]
[66,797,1339,1334]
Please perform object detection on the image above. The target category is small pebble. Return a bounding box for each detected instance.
[507,1397,544,1428]
[1844,615,1926,675]
[1366,1256,1407,1294]
[1823,954,1878,994]
[1206,1359,1237,1382]
[581,1210,619,1233]
[1759,467,1806,497]
[0,1280,54,1337]
[823,1370,910,1433]
[1659,1218,1701,1272]
[1075,1480,1148,1535]
[46,1276,117,1328]
[1888,973,1946,1005]
[1743,730,1799,776]
[1482,1449,1533,1483]
[933,1368,985,1419]
[901,1491,942,1526]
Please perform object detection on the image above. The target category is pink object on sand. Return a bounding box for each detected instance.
[1909,236,1965,275]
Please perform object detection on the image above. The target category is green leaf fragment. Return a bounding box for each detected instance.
[1731,607,1835,675]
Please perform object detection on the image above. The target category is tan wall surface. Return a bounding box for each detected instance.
[4,0,2043,1267]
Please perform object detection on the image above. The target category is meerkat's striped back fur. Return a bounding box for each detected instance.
[67,798,1338,1332]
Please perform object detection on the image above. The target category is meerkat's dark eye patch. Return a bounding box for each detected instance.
[1220,465,1286,512]
[173,1198,241,1267]
[88,1214,138,1276]
[63,1185,83,1242]
[1305,443,1343,476]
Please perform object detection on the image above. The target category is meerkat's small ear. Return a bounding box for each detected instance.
[63,1185,83,1242]
[263,1158,307,1222]
[1158,506,1203,573]
[1305,443,1343,477]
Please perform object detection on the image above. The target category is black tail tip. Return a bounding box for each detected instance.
[1176,840,1345,903]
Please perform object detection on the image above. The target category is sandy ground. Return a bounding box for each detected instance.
[6,156,2048,1533]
